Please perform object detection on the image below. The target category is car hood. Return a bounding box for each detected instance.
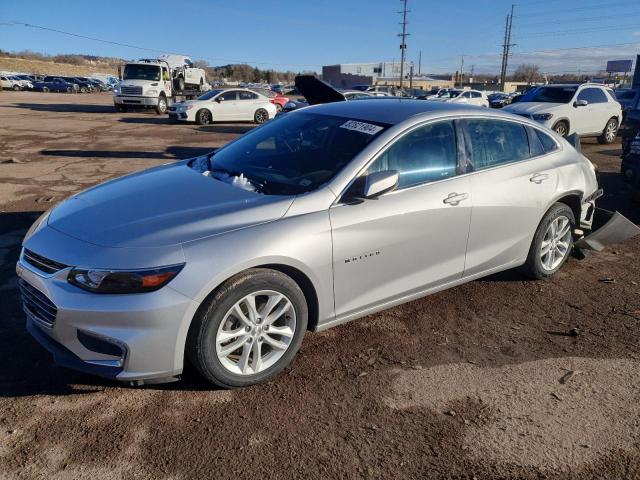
[504,102,565,114]
[47,162,294,248]
[295,75,346,105]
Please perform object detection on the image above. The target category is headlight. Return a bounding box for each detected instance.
[68,264,184,294]
[533,113,554,121]
[147,89,158,96]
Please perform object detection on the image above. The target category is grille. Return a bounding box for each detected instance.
[23,249,67,274]
[19,279,57,328]
[120,85,142,95]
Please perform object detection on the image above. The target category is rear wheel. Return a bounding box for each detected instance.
[522,203,575,279]
[195,108,212,125]
[155,96,168,115]
[254,108,269,124]
[186,268,308,388]
[275,103,283,112]
[552,121,569,137]
[597,117,618,145]
[42,86,50,93]
[80,86,88,93]
[12,85,20,91]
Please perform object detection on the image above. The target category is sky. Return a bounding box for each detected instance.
[1,0,639,75]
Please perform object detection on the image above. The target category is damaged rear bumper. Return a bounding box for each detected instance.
[575,208,640,252]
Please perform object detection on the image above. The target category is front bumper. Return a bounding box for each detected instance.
[113,95,159,107]
[16,251,200,383]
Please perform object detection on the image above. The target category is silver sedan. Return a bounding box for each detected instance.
[17,100,600,388]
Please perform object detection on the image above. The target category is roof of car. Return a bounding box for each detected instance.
[303,99,505,125]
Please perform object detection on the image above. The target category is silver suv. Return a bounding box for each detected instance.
[17,100,600,388]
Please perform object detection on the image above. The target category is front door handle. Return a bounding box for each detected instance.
[530,173,550,184]
[443,192,469,206]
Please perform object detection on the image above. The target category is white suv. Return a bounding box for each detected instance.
[504,84,622,144]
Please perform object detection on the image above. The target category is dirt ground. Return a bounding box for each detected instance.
[1,91,639,480]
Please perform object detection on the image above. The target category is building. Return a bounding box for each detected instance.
[322,61,412,89]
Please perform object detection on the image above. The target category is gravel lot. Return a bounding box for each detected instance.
[1,91,639,480]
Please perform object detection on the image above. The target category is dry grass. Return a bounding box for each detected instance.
[0,56,118,76]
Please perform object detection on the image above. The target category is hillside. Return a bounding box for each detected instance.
[0,56,118,76]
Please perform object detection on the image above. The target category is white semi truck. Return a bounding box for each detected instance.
[113,55,207,114]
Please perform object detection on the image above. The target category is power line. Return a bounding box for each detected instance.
[4,21,322,69]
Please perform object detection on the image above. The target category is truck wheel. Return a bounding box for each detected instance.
[254,108,269,124]
[597,118,618,145]
[196,109,212,125]
[174,76,185,91]
[155,96,168,115]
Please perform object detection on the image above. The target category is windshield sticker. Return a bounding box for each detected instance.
[340,120,384,135]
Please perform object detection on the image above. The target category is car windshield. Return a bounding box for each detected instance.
[440,91,461,98]
[123,64,161,81]
[195,112,390,195]
[521,86,577,103]
[197,89,224,100]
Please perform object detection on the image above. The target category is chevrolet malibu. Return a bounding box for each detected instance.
[17,100,600,388]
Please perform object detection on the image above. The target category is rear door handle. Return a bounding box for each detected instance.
[530,173,550,184]
[443,192,469,206]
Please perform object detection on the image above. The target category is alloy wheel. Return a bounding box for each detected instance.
[540,215,571,271]
[554,123,567,137]
[215,290,296,375]
[605,120,617,143]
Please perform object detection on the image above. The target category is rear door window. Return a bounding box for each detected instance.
[536,130,559,153]
[219,91,238,101]
[578,88,608,104]
[239,91,258,100]
[463,119,530,170]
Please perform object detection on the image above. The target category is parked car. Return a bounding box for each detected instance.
[429,89,489,107]
[249,88,290,111]
[271,85,285,95]
[488,93,512,108]
[614,89,639,122]
[168,88,277,125]
[58,77,95,93]
[33,77,78,93]
[280,98,309,113]
[1,75,23,90]
[503,83,622,143]
[17,99,601,388]
[340,90,374,100]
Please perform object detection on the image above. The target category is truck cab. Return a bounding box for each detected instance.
[113,57,206,114]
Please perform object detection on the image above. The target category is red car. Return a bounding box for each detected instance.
[252,88,289,112]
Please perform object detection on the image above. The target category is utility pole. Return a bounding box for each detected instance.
[459,55,464,87]
[418,50,422,75]
[499,4,515,92]
[398,0,410,89]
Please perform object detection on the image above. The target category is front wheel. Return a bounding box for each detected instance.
[13,85,20,91]
[186,268,308,388]
[155,96,168,115]
[597,118,618,145]
[254,108,269,124]
[42,87,50,93]
[522,203,575,279]
[195,108,212,125]
[552,121,569,137]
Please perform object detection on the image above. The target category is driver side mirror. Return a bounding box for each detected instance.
[364,170,400,198]
[574,99,588,107]
[216,97,224,103]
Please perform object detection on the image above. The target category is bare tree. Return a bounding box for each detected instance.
[512,64,541,84]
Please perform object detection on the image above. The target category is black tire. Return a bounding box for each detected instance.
[186,268,308,388]
[13,85,20,91]
[174,76,185,91]
[597,117,618,145]
[155,96,168,115]
[195,108,212,125]
[254,108,269,124]
[275,103,283,112]
[522,203,575,279]
[42,87,50,93]
[552,121,569,137]
[66,87,72,93]
[80,86,87,93]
